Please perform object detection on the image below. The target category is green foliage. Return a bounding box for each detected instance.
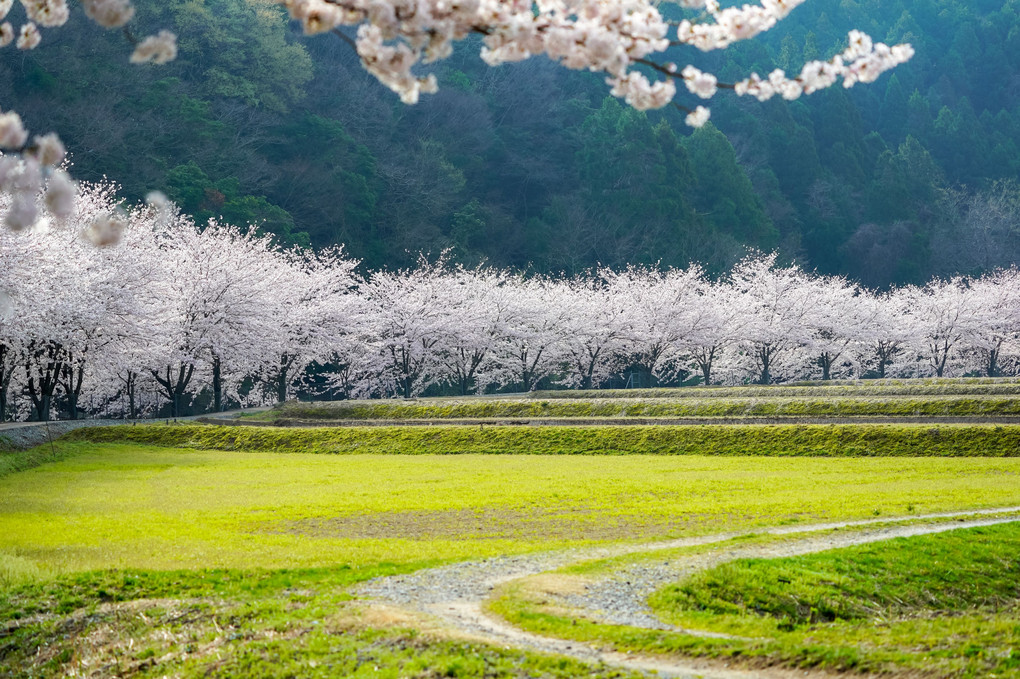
[60,422,1020,456]
[685,123,776,247]
[165,162,309,246]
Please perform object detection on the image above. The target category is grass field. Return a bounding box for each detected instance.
[5,442,1020,581]
[3,379,1019,677]
[491,523,1020,677]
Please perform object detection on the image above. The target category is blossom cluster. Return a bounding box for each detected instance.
[0,0,176,232]
[3,183,1018,421]
[732,30,915,103]
[275,0,912,122]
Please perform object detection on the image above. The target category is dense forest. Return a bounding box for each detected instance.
[2,0,1019,285]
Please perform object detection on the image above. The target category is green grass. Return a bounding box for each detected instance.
[259,395,1020,420]
[491,523,1020,677]
[1,440,81,479]
[532,377,1020,399]
[7,407,1020,677]
[0,564,644,679]
[651,523,1020,629]
[3,441,1020,579]
[62,422,1020,456]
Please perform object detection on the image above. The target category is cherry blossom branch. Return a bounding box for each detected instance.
[0,0,177,235]
[277,0,912,124]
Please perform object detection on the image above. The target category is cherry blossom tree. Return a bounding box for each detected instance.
[434,267,511,395]
[267,246,361,403]
[357,257,455,398]
[556,275,634,389]
[604,265,706,384]
[962,269,1020,377]
[278,0,912,127]
[852,288,914,379]
[144,219,294,415]
[682,278,743,385]
[900,277,981,378]
[802,274,873,380]
[727,253,816,384]
[484,276,572,392]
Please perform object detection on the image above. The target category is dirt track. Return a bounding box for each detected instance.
[356,507,1020,679]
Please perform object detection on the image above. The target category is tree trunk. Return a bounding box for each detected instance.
[26,342,63,421]
[758,347,772,385]
[60,359,86,420]
[212,356,222,412]
[276,354,290,403]
[987,347,999,378]
[152,364,195,418]
[124,371,137,419]
[0,343,12,422]
[819,353,832,381]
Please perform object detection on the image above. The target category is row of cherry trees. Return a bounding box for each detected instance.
[2,182,1019,420]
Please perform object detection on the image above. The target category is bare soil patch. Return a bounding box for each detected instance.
[276,507,754,541]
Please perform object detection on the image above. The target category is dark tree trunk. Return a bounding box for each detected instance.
[987,347,1000,378]
[26,341,63,421]
[276,354,292,403]
[60,358,86,420]
[0,342,13,422]
[122,371,138,419]
[696,346,717,386]
[212,356,222,412]
[152,364,195,418]
[758,347,772,385]
[819,353,833,381]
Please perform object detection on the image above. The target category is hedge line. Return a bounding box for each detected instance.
[265,396,1020,420]
[61,423,1020,457]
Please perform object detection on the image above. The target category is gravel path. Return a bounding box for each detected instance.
[355,506,1020,679]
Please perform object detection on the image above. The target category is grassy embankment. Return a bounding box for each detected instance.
[59,421,1020,456]
[490,522,1020,677]
[532,377,1020,399]
[256,395,1020,420]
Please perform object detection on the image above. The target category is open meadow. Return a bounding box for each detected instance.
[2,381,1020,678]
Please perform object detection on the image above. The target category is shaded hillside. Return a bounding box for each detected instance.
[2,0,1018,283]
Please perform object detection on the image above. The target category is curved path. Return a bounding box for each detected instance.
[356,506,1020,679]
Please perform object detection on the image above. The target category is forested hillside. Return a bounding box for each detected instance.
[2,0,1018,284]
